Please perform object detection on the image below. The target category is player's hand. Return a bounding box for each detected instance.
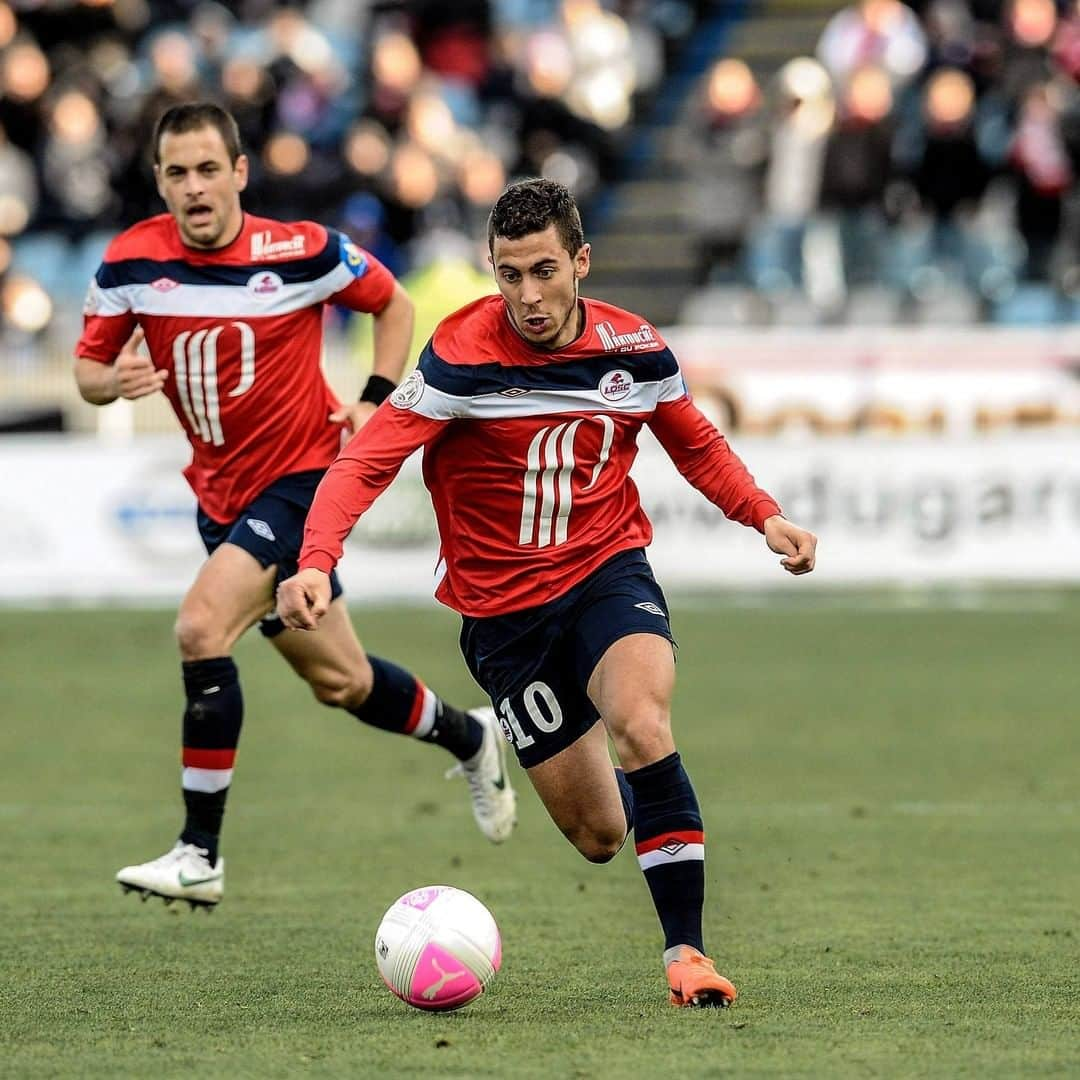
[113,328,167,399]
[763,515,817,576]
[329,401,377,436]
[276,568,332,631]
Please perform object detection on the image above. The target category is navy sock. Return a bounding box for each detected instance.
[626,752,706,953]
[179,657,242,866]
[348,655,483,761]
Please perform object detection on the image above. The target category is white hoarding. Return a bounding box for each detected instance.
[1,431,1076,603]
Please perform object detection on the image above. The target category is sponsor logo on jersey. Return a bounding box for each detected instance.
[634,601,666,617]
[247,271,283,296]
[596,320,658,353]
[250,230,306,260]
[339,233,368,278]
[151,277,180,292]
[599,369,633,401]
[390,370,425,410]
[499,387,530,397]
[246,518,276,541]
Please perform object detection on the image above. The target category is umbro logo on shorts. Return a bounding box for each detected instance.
[634,601,666,617]
[246,518,276,542]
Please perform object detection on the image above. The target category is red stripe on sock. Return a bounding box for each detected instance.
[402,679,427,735]
[182,747,237,769]
[635,830,705,856]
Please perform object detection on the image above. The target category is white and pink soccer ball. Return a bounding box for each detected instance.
[375,885,501,1011]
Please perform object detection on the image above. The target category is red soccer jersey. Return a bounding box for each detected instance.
[300,295,782,617]
[76,212,395,522]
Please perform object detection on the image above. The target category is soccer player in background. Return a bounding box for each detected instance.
[73,103,516,909]
[277,178,817,1006]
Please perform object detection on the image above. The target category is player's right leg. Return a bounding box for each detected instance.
[588,632,735,1008]
[116,542,276,908]
[268,599,516,844]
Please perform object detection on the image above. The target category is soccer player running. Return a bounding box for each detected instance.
[73,103,516,910]
[277,179,816,1006]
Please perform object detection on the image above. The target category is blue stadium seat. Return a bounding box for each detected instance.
[10,232,70,295]
[991,284,1066,326]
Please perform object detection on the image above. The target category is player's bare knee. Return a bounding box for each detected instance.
[307,659,373,710]
[609,708,672,770]
[174,608,226,661]
[565,822,626,864]
[308,670,355,708]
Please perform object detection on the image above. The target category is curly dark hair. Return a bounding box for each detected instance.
[487,178,585,257]
[154,102,243,165]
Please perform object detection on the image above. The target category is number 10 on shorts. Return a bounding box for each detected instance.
[498,682,564,750]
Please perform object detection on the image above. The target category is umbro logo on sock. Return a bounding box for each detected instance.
[658,838,688,856]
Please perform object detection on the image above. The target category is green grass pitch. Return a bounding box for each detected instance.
[2,594,1078,1078]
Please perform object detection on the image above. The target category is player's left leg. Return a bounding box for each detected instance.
[588,633,736,1008]
[268,599,516,843]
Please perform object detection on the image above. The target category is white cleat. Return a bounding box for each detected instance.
[446,707,517,844]
[116,842,224,909]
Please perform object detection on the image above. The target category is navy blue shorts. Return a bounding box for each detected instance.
[197,469,343,638]
[459,548,675,769]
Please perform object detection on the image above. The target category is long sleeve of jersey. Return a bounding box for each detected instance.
[299,405,443,573]
[649,395,781,532]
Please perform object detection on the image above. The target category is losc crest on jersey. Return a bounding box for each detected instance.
[391,370,425,410]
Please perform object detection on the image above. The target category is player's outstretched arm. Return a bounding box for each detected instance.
[74,328,167,405]
[277,568,333,631]
[330,282,415,436]
[763,515,817,575]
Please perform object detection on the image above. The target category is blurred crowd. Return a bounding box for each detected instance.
[682,0,1080,324]
[0,0,692,342]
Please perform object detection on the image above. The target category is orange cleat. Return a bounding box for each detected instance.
[666,946,738,1008]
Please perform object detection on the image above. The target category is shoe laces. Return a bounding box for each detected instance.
[445,742,498,817]
[165,842,211,867]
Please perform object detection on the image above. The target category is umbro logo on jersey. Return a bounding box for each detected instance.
[499,387,530,397]
[634,601,666,617]
[151,277,179,292]
[246,518,276,541]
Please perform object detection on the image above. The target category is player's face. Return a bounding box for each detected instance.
[155,126,248,249]
[491,224,590,350]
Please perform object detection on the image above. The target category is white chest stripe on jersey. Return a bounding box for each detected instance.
[90,262,356,318]
[410,371,685,422]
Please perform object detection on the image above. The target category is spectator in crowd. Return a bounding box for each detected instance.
[747,57,835,293]
[817,0,929,90]
[819,64,896,290]
[0,122,37,238]
[682,58,769,283]
[1009,79,1073,279]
